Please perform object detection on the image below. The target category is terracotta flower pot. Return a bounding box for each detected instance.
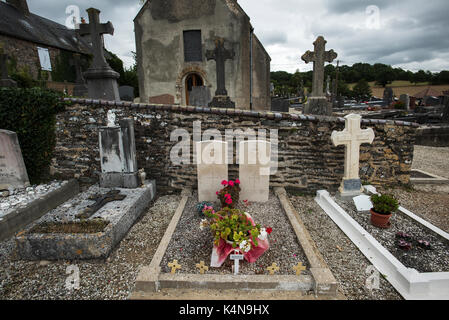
[370,209,392,229]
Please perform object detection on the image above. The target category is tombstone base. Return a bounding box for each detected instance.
[84,67,120,101]
[100,172,141,189]
[0,78,18,88]
[337,179,364,201]
[304,97,332,115]
[73,83,88,97]
[208,95,235,109]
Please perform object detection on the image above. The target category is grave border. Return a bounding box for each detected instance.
[315,187,449,300]
[134,187,338,297]
[410,169,449,185]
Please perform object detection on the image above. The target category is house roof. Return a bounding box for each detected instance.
[0,1,91,55]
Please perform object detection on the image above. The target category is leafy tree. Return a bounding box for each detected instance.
[352,79,372,101]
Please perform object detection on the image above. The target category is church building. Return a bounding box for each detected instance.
[134,0,271,111]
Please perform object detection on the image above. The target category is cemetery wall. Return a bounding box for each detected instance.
[52,99,418,194]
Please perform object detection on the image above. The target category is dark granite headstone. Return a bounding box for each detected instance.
[0,53,17,88]
[189,86,211,107]
[271,98,290,112]
[383,87,394,106]
[119,86,135,101]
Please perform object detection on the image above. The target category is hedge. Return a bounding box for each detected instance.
[0,87,67,184]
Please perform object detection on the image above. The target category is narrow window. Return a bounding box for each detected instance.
[183,30,202,62]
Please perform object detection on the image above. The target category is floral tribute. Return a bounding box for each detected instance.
[199,180,272,268]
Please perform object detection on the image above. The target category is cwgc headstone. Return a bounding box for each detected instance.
[196,140,228,202]
[119,86,135,102]
[271,98,290,112]
[301,36,337,115]
[331,114,375,199]
[0,130,30,190]
[0,54,17,88]
[399,94,410,110]
[239,140,271,202]
[78,8,120,101]
[189,86,211,107]
[383,87,394,106]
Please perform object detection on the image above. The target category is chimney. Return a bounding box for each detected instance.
[6,0,30,15]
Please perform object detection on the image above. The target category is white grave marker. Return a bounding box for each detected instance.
[230,250,244,275]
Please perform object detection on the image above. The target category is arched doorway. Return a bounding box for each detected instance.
[185,73,204,105]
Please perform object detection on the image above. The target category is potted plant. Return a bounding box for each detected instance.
[370,194,399,228]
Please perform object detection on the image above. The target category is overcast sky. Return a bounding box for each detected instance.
[25,0,449,73]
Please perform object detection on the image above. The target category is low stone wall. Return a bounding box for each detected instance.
[52,98,418,194]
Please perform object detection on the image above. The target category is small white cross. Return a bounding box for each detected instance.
[230,250,244,275]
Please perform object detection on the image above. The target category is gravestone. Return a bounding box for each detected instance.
[271,98,290,112]
[239,140,271,202]
[70,53,88,97]
[383,87,394,107]
[189,86,211,107]
[301,36,337,115]
[206,38,235,109]
[78,8,120,101]
[99,113,140,188]
[0,54,17,88]
[119,86,135,102]
[331,114,375,199]
[0,130,29,190]
[196,140,228,202]
[443,96,449,122]
[399,94,410,110]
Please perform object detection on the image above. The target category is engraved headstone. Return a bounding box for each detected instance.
[189,86,211,107]
[196,140,228,202]
[271,98,290,112]
[119,86,135,102]
[301,36,337,115]
[239,140,271,202]
[383,87,394,106]
[0,130,30,190]
[399,94,410,110]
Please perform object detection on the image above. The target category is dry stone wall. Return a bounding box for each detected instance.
[52,98,418,194]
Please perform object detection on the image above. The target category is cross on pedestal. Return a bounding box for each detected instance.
[267,263,280,275]
[292,262,307,276]
[206,38,234,96]
[78,8,114,70]
[230,250,244,275]
[195,261,209,274]
[168,259,182,274]
[302,36,337,97]
[331,114,375,198]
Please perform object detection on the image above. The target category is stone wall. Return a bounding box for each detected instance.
[52,98,418,194]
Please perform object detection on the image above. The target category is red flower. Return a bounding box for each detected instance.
[221,180,228,186]
[216,191,219,195]
[266,227,273,234]
[235,179,241,184]
[228,181,235,187]
[225,198,233,205]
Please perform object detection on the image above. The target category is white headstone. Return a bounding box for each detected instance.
[331,114,375,197]
[0,130,30,190]
[239,140,271,202]
[196,140,228,202]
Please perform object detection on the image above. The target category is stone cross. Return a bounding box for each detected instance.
[230,250,244,275]
[331,114,375,197]
[206,38,234,96]
[292,262,307,276]
[168,259,182,274]
[78,8,114,69]
[76,190,126,219]
[195,261,209,274]
[302,36,337,97]
[267,263,280,275]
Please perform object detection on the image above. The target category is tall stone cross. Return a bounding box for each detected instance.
[331,114,375,198]
[206,38,234,96]
[78,8,114,69]
[302,36,337,97]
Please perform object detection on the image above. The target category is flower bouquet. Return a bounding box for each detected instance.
[216,179,241,209]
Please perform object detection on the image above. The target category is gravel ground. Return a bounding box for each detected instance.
[412,146,449,179]
[335,197,449,273]
[0,194,180,300]
[161,191,311,276]
[290,194,402,300]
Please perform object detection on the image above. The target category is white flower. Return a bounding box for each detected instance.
[239,240,251,253]
[258,228,268,241]
[199,219,207,231]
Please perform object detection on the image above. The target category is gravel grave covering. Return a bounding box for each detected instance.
[290,194,402,300]
[0,194,180,300]
[160,191,311,276]
[335,196,449,273]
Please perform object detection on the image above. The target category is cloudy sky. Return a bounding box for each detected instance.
[25,0,449,73]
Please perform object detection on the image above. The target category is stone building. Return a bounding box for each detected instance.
[134,0,271,111]
[0,0,91,83]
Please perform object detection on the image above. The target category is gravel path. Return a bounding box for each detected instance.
[412,146,449,179]
[161,191,311,276]
[290,194,402,300]
[0,194,180,300]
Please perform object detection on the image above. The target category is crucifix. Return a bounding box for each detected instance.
[230,249,244,275]
[331,114,375,197]
[76,190,126,219]
[78,8,114,70]
[301,36,337,97]
[206,38,234,96]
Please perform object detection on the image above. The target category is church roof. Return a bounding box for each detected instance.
[0,1,91,55]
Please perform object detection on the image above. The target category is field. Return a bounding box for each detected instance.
[349,81,449,99]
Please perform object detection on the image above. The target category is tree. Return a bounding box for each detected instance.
[352,79,372,101]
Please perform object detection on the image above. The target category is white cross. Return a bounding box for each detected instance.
[331,114,375,181]
[230,250,244,275]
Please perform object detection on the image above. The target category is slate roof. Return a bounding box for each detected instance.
[0,1,91,55]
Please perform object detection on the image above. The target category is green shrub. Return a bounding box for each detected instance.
[0,87,67,184]
[371,194,399,215]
